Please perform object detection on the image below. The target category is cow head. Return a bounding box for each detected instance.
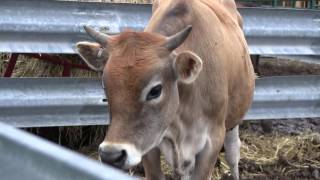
[76,25,202,169]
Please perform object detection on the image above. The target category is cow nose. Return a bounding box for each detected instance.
[98,146,127,168]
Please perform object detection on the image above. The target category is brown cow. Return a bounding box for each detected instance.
[76,0,255,179]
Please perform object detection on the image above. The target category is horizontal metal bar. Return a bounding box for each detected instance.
[0,78,109,127]
[245,75,320,120]
[241,8,320,55]
[0,0,319,55]
[267,55,320,65]
[0,121,136,180]
[0,76,319,127]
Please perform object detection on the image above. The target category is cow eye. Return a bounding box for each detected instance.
[146,84,162,101]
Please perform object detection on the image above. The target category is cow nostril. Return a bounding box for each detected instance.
[115,150,127,163]
[99,148,127,168]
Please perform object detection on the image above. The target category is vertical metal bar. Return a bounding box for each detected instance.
[62,62,72,77]
[307,0,315,8]
[291,0,296,7]
[311,0,316,8]
[3,53,18,77]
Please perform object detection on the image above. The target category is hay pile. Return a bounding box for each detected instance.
[241,133,320,170]
[155,131,320,180]
[155,132,320,180]
[0,54,7,75]
[238,132,320,179]
[77,130,320,179]
[4,54,97,78]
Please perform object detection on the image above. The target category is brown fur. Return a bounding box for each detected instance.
[77,0,254,179]
[146,0,254,130]
[142,0,255,179]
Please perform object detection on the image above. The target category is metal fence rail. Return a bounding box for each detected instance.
[0,78,108,127]
[0,75,319,127]
[244,75,320,120]
[268,55,320,65]
[0,0,319,55]
[0,121,136,180]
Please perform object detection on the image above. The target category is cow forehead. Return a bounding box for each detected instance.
[109,31,166,56]
[104,61,163,111]
[104,56,165,102]
[106,59,155,86]
[104,32,169,91]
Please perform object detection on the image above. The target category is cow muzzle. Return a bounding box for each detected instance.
[98,142,142,169]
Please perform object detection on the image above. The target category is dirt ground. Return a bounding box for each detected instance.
[234,120,320,180]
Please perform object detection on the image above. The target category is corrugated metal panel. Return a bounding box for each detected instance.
[0,0,319,55]
[0,76,319,127]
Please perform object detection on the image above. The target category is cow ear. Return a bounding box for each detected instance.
[76,41,108,71]
[174,51,203,84]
